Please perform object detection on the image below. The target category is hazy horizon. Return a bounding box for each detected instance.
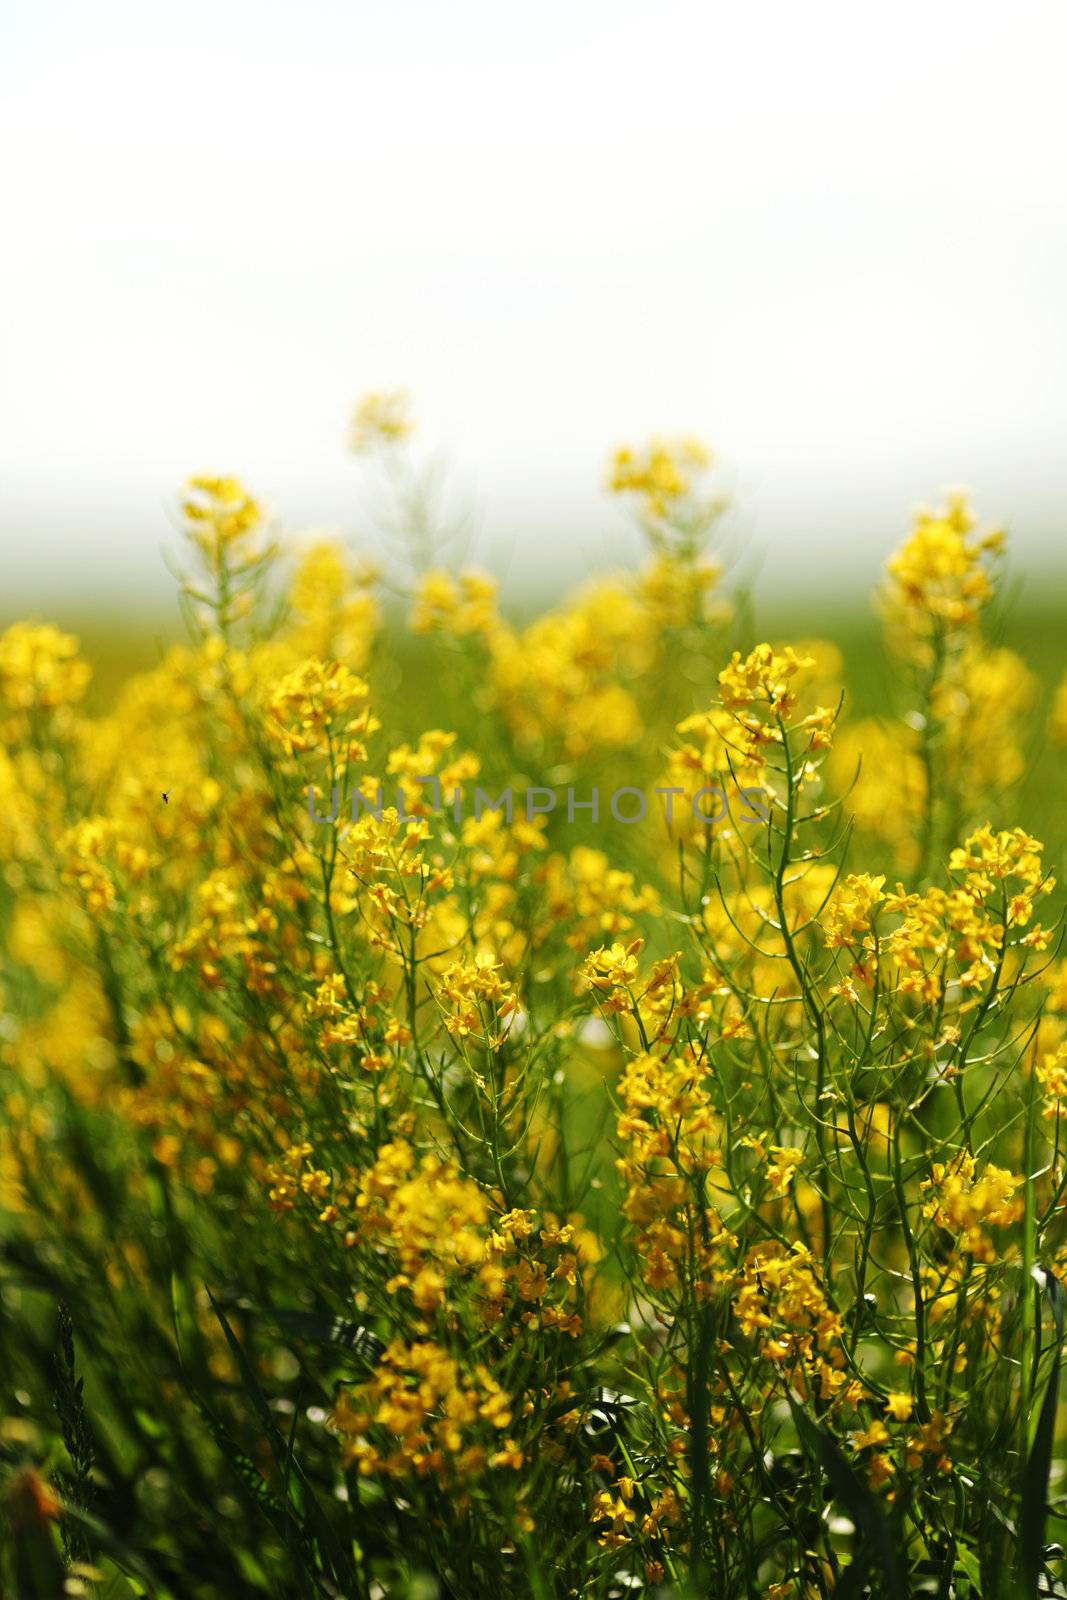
[3,0,1066,611]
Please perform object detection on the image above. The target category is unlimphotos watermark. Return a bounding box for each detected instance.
[307,778,770,832]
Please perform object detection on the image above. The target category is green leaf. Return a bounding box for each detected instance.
[186,1386,316,1564]
[957,1544,983,1595]
[207,1287,354,1593]
[1019,1267,1065,1598]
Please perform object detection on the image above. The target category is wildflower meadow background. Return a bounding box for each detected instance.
[2,399,1067,1599]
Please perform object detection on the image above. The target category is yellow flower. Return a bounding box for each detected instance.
[411,569,499,638]
[1050,671,1067,744]
[608,435,712,521]
[765,1146,803,1198]
[264,657,373,758]
[923,1151,1022,1258]
[350,389,413,452]
[885,490,1000,632]
[0,621,91,714]
[850,1419,891,1451]
[823,873,885,948]
[181,475,264,560]
[884,1392,913,1422]
[718,643,816,721]
[281,541,379,668]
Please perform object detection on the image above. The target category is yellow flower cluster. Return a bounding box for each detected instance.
[354,1141,489,1310]
[923,1153,1022,1259]
[435,952,519,1046]
[286,540,379,667]
[608,435,712,520]
[0,443,1062,1595]
[410,568,499,637]
[330,1340,520,1486]
[181,474,264,560]
[885,491,1002,630]
[822,872,885,947]
[0,621,92,717]
[349,389,414,452]
[264,656,373,758]
[734,1243,844,1396]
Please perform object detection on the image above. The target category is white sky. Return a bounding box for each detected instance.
[1,0,1066,610]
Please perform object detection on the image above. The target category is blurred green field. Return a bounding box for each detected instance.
[24,587,1062,706]
[37,586,1065,871]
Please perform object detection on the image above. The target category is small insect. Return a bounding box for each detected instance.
[161,791,171,804]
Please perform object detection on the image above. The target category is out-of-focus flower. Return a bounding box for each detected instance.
[350,389,414,452]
